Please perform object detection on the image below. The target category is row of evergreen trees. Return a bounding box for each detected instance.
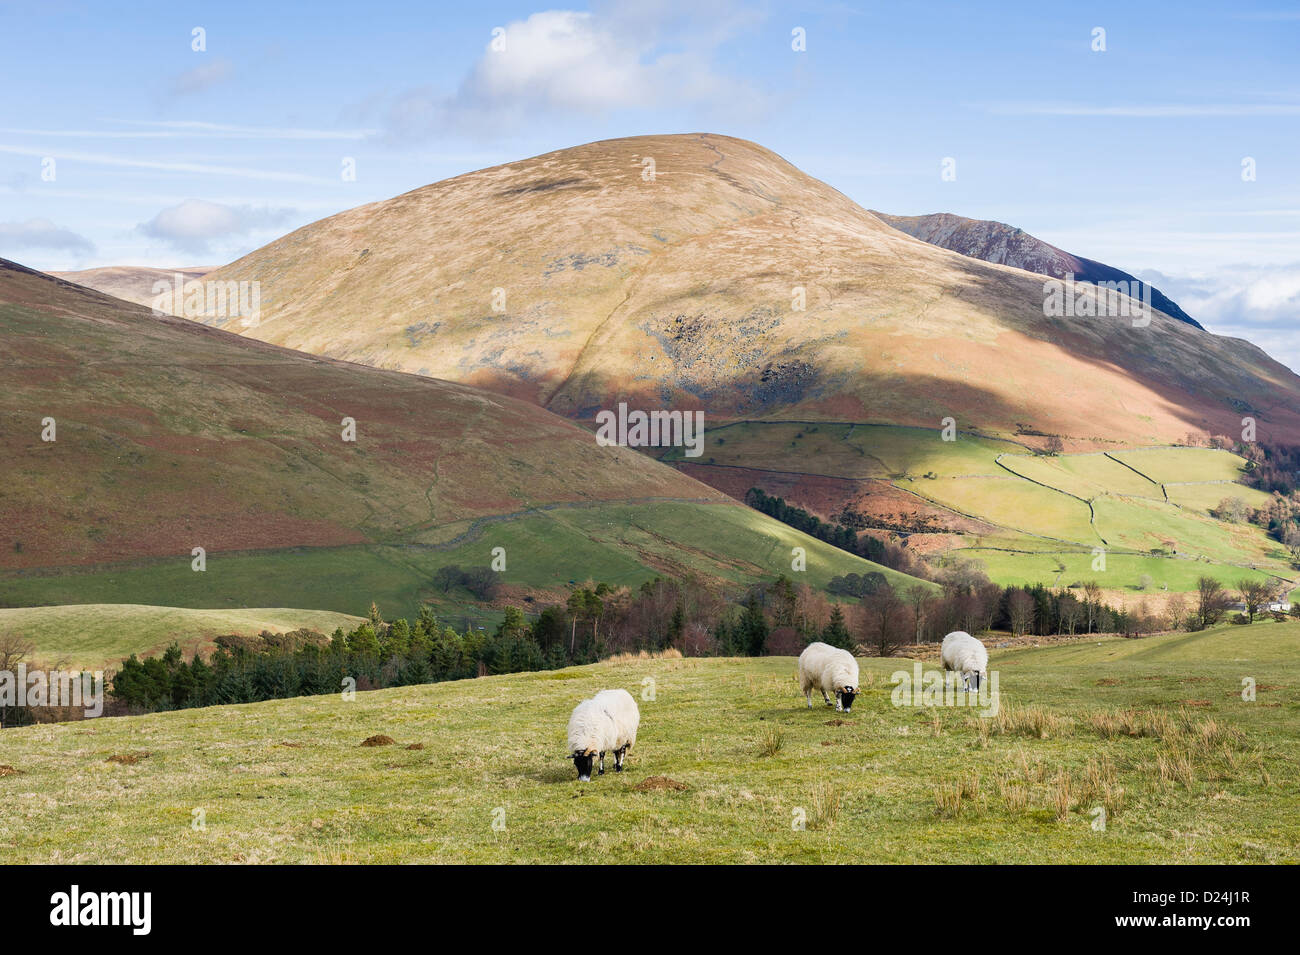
[744,487,888,565]
[110,605,569,712]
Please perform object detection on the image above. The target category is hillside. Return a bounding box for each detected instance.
[194,133,1300,449]
[871,211,1201,329]
[0,604,364,671]
[49,265,213,310]
[0,257,917,616]
[2,622,1296,863]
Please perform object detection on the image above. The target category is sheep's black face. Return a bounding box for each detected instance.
[572,751,594,782]
[968,672,981,692]
[839,687,857,713]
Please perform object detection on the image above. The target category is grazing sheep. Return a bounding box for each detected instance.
[941,631,989,691]
[798,642,861,713]
[566,688,640,781]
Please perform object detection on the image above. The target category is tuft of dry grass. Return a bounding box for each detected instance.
[933,773,983,818]
[934,781,965,817]
[991,704,1067,739]
[1012,747,1051,784]
[1087,707,1173,740]
[603,649,683,663]
[1050,770,1074,821]
[756,726,785,758]
[997,775,1029,811]
[808,782,842,830]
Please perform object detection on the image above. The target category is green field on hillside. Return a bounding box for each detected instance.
[1165,482,1276,515]
[0,605,365,671]
[2,621,1296,863]
[1110,448,1248,485]
[0,502,927,622]
[662,421,1017,478]
[951,548,1284,594]
[1093,496,1284,567]
[904,476,1100,543]
[998,453,1162,500]
[666,425,1293,594]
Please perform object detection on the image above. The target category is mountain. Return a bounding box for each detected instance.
[49,265,213,309]
[1,257,914,613]
[191,133,1300,450]
[870,211,1202,329]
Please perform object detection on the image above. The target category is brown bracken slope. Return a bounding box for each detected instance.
[0,257,732,570]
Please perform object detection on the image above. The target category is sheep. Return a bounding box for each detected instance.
[940,630,989,692]
[797,641,860,713]
[566,688,640,781]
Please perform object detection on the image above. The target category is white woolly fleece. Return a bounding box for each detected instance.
[566,688,640,755]
[940,631,989,680]
[798,641,860,697]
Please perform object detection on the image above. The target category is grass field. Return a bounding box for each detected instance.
[0,502,928,624]
[1109,448,1248,485]
[951,548,1285,594]
[3,621,1296,863]
[904,476,1101,543]
[667,424,1294,595]
[0,605,365,671]
[662,421,1017,479]
[1165,483,1275,515]
[998,453,1163,501]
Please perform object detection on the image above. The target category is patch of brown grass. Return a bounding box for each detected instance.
[1087,707,1173,740]
[634,776,687,792]
[991,704,1066,739]
[360,735,395,747]
[106,752,151,765]
[603,649,683,663]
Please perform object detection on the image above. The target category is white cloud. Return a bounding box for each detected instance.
[0,218,95,254]
[385,3,766,139]
[138,199,294,254]
[1141,264,1300,373]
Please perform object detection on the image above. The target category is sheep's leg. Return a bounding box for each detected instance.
[804,686,813,708]
[598,751,606,775]
[835,692,844,712]
[822,689,833,707]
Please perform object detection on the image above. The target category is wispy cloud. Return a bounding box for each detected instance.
[986,102,1300,117]
[0,120,377,140]
[168,58,235,96]
[0,144,335,184]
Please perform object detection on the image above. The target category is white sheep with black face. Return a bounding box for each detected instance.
[566,688,640,782]
[941,631,989,691]
[798,642,860,713]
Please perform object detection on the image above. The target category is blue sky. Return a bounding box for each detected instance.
[2,0,1298,368]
